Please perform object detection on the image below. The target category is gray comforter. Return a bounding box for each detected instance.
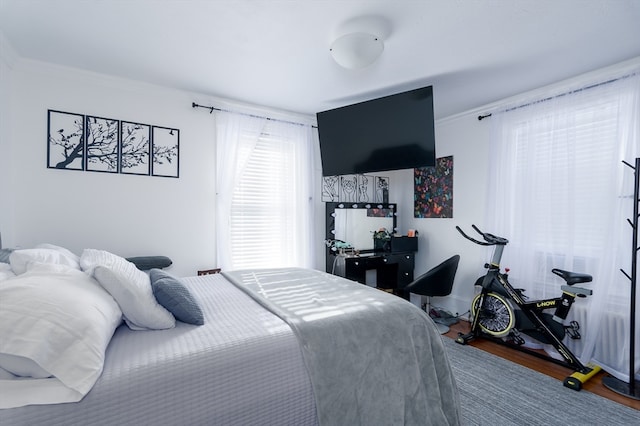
[223,267,461,426]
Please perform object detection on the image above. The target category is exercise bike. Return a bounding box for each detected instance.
[455,225,601,390]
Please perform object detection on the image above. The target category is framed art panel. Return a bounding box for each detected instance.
[152,126,179,178]
[322,176,340,202]
[86,115,119,173]
[339,175,359,202]
[322,174,390,202]
[47,110,85,170]
[120,121,151,175]
[414,155,453,218]
[356,175,375,203]
[374,176,390,203]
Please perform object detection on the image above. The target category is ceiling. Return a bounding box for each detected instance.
[1,0,640,120]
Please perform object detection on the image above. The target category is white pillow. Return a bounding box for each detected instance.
[0,353,52,378]
[0,263,15,282]
[0,264,122,402]
[35,243,80,264]
[82,249,175,330]
[9,248,81,275]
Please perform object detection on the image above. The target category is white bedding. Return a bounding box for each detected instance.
[1,267,461,426]
[0,274,318,426]
[0,265,123,408]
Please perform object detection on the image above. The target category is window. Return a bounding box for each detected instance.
[215,112,315,271]
[486,68,640,379]
[487,72,639,300]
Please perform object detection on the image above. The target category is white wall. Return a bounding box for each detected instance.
[1,59,217,276]
[385,114,493,316]
[1,47,490,296]
[0,34,16,248]
[388,55,640,317]
[0,55,320,277]
[3,39,634,310]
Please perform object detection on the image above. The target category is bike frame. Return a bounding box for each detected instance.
[485,272,588,373]
[459,225,590,373]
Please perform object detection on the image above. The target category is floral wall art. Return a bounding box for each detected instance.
[47,109,179,178]
[414,155,453,218]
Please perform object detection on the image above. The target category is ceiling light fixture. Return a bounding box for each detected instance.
[330,32,384,69]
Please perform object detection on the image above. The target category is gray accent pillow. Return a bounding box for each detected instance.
[126,256,173,271]
[149,269,204,325]
[0,248,15,264]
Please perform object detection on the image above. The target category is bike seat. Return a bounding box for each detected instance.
[552,268,592,285]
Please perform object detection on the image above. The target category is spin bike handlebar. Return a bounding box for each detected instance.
[456,225,509,246]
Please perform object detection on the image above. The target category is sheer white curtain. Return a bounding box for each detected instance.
[486,69,640,382]
[215,110,316,271]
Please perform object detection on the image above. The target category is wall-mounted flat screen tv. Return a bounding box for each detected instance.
[316,86,436,176]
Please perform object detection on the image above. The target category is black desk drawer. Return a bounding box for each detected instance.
[342,253,415,290]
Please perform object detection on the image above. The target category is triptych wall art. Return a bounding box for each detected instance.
[47,110,179,178]
[322,174,390,203]
[414,155,453,218]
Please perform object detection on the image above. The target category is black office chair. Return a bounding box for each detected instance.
[404,254,460,334]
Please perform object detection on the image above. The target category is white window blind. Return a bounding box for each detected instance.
[215,110,316,271]
[510,97,620,258]
[230,134,296,269]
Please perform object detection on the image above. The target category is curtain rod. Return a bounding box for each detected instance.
[477,71,638,121]
[191,102,316,128]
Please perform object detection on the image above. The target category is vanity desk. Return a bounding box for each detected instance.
[325,202,417,297]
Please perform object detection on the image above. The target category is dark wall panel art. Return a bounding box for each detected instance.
[414,155,453,218]
[47,110,85,170]
[322,174,390,203]
[47,109,178,178]
[120,121,151,175]
[151,126,179,178]
[86,115,119,173]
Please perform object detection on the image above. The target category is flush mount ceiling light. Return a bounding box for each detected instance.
[330,32,384,69]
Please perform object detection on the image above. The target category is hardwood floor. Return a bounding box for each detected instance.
[443,320,640,411]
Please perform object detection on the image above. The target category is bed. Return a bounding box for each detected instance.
[0,246,460,425]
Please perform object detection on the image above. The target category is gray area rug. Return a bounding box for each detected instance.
[442,337,638,425]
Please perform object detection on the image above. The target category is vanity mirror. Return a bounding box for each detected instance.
[325,202,416,295]
[325,202,397,253]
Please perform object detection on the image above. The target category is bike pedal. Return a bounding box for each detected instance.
[567,329,581,339]
[566,321,581,339]
[507,330,525,345]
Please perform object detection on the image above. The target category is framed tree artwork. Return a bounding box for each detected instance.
[151,126,179,178]
[86,115,119,173]
[47,110,85,170]
[120,121,151,175]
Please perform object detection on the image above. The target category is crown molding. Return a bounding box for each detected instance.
[438,55,640,126]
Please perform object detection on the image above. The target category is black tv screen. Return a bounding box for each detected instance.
[316,86,436,176]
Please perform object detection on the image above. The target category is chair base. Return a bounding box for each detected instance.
[434,322,450,335]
